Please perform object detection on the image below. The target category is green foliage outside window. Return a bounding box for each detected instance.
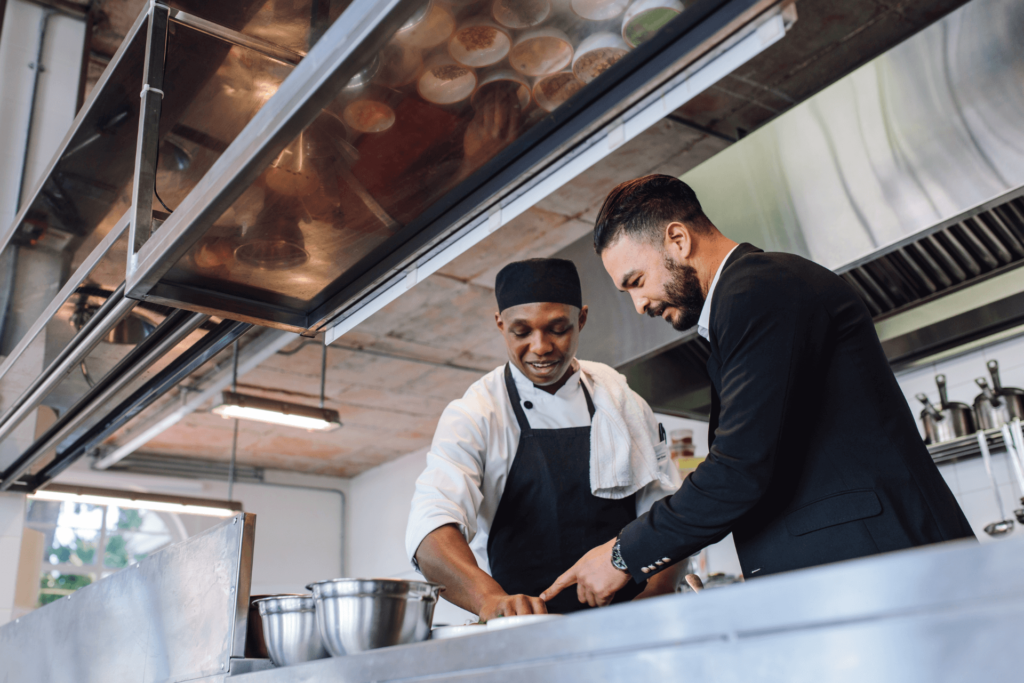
[38,573,92,606]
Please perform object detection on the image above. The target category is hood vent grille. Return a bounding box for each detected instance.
[842,197,1024,319]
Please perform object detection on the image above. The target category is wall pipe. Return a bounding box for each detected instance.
[17,8,53,211]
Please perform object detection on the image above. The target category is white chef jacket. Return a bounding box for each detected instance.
[406,359,680,573]
[697,244,739,341]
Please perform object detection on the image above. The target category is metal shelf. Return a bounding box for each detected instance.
[928,427,1006,464]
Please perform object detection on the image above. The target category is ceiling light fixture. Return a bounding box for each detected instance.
[29,484,240,518]
[212,390,342,431]
[212,339,341,432]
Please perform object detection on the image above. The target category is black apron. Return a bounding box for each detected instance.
[487,364,644,614]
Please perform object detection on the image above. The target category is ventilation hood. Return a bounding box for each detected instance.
[564,0,1024,417]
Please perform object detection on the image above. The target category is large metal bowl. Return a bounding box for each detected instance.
[306,579,442,656]
[254,595,330,667]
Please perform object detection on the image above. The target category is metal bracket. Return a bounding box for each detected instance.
[128,3,171,268]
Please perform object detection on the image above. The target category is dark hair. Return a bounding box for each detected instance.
[593,174,713,254]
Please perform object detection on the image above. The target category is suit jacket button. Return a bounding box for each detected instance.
[655,560,664,566]
[641,567,650,574]
[662,557,671,563]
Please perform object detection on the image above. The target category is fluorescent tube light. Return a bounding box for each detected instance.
[211,391,342,432]
[29,485,239,517]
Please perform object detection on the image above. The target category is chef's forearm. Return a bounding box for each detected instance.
[415,524,506,616]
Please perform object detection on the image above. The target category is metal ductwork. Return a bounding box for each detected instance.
[843,198,1024,319]
[562,0,1024,417]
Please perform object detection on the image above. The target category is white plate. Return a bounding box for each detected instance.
[431,624,487,640]
[485,614,563,631]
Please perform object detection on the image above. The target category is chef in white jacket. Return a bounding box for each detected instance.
[406,258,681,620]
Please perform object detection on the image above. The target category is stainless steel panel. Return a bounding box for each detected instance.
[0,512,256,683]
[228,536,1024,683]
[682,0,1024,273]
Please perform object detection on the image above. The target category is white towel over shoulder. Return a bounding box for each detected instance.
[580,360,675,499]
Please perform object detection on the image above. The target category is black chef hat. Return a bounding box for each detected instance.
[495,258,583,312]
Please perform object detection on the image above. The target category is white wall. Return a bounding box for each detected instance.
[344,447,476,624]
[0,493,27,625]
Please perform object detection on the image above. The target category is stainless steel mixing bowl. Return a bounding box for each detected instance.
[255,595,330,667]
[307,579,442,656]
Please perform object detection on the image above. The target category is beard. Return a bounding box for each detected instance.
[647,257,705,331]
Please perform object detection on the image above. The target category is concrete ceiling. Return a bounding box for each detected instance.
[58,0,971,477]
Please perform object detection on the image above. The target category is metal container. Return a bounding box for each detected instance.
[307,578,442,656]
[917,374,976,444]
[255,595,330,667]
[973,360,1024,430]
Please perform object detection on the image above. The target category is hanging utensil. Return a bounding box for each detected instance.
[989,360,1024,420]
[1000,423,1024,498]
[977,432,1014,537]
[1009,419,1024,523]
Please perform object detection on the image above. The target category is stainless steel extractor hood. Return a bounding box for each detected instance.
[123,0,793,335]
[0,0,795,491]
[562,0,1024,416]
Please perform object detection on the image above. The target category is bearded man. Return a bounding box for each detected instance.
[542,174,974,609]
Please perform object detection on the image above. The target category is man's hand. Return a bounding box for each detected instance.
[478,593,548,622]
[541,537,631,608]
[415,525,548,621]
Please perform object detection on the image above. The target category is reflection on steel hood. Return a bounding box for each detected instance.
[683,0,1024,273]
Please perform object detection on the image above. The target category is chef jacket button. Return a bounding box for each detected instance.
[641,567,650,574]
[524,401,533,409]
[662,557,671,563]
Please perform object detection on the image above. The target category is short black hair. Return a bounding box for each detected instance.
[593,174,713,254]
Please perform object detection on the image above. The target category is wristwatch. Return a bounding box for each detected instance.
[610,534,629,573]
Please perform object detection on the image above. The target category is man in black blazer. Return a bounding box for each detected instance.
[541,174,974,608]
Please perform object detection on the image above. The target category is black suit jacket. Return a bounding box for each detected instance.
[620,244,975,580]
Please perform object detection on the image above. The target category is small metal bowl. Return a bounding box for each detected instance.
[254,595,330,667]
[307,578,442,656]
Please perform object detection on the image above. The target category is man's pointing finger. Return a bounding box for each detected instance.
[540,568,577,602]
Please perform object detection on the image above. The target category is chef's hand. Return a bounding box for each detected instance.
[540,537,630,608]
[462,87,522,174]
[478,592,548,622]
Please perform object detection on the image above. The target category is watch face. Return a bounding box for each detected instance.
[611,541,628,571]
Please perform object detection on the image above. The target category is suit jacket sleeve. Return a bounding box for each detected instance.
[618,264,831,581]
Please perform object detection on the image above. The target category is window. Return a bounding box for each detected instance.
[25,498,226,607]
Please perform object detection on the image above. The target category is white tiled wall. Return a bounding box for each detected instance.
[893,333,1024,542]
[934,454,1023,542]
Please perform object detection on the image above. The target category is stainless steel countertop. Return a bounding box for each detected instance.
[226,535,1024,683]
